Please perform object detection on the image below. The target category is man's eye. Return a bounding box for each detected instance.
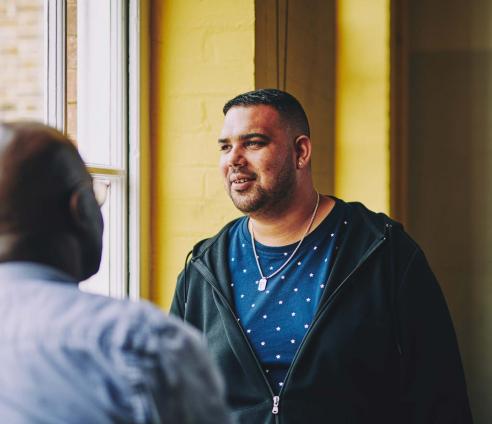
[245,141,265,149]
[219,144,232,152]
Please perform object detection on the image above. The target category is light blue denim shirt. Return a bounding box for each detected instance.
[0,262,231,424]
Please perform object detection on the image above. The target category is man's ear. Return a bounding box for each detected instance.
[69,186,98,230]
[294,135,312,169]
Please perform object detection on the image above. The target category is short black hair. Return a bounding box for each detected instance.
[223,88,310,137]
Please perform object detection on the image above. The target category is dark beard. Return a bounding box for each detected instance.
[228,162,296,215]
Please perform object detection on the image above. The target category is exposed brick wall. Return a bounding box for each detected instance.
[0,0,44,122]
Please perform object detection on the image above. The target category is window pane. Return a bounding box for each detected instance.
[69,0,129,299]
[0,0,45,122]
[75,0,125,168]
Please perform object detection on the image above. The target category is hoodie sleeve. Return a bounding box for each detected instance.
[396,247,473,423]
[170,268,185,318]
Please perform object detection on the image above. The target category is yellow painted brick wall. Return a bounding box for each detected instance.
[150,0,255,308]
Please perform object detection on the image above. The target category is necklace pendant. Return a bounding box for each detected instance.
[258,277,267,291]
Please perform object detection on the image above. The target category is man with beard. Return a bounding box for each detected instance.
[0,122,231,423]
[171,89,472,423]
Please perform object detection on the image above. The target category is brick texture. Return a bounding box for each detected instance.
[0,0,44,122]
[66,0,77,141]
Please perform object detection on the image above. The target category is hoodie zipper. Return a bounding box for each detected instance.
[192,228,388,421]
[272,396,280,414]
[192,259,280,422]
[277,232,388,399]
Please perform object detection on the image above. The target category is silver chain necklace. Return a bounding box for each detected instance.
[249,192,320,291]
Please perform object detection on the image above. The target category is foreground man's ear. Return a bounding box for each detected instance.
[69,186,99,231]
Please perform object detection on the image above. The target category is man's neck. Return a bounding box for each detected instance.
[0,232,82,281]
[248,192,335,247]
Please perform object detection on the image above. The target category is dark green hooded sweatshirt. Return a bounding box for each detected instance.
[171,200,472,424]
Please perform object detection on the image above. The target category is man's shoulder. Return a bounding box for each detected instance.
[0,277,220,423]
[71,292,201,351]
[189,216,244,257]
[11,280,201,358]
[0,271,205,362]
[343,199,404,231]
[341,199,420,253]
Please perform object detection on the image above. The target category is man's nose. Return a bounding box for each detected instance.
[228,146,246,168]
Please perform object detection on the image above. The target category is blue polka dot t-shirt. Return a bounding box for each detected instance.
[227,200,345,393]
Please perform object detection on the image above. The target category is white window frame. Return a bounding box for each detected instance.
[128,0,141,301]
[45,0,65,130]
[44,0,141,299]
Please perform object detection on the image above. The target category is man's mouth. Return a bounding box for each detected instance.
[232,178,252,184]
[230,175,256,191]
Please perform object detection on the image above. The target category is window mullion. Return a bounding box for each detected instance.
[128,0,141,301]
[45,0,66,131]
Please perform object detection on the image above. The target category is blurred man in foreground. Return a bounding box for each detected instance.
[0,122,231,424]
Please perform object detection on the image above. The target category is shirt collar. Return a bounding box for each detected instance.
[0,261,77,284]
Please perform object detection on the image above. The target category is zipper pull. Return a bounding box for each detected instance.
[272,396,280,414]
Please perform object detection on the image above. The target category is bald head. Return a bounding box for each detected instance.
[0,122,103,281]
